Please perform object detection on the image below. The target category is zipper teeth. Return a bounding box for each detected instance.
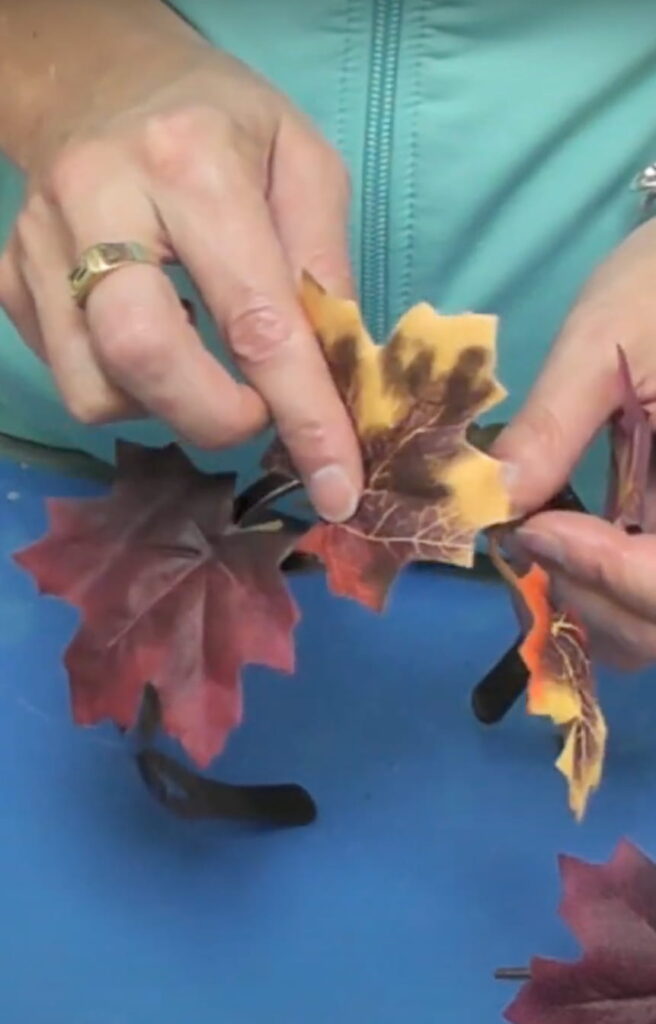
[361,0,403,342]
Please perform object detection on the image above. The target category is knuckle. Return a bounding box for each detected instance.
[141,106,231,186]
[302,246,350,292]
[530,402,568,458]
[14,195,49,248]
[282,417,330,456]
[593,543,629,596]
[95,318,169,379]
[227,300,292,366]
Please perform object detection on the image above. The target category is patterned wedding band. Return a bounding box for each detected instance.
[69,241,159,308]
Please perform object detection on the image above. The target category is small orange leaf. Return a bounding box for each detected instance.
[491,544,606,820]
[267,273,512,610]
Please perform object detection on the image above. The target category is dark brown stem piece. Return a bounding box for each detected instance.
[495,967,532,982]
[133,685,317,828]
[136,749,317,826]
[281,550,321,574]
[541,482,587,516]
[234,471,301,526]
[471,637,526,724]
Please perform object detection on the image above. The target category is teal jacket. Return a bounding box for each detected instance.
[1,0,656,506]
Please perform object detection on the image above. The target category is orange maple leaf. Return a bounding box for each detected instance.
[490,540,606,820]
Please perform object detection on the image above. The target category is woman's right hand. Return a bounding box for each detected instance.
[0,3,362,521]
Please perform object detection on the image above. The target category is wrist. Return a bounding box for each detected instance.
[0,0,207,172]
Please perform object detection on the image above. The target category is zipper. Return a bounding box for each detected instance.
[361,0,403,342]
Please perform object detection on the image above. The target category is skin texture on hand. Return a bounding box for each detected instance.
[0,0,362,522]
[494,219,656,669]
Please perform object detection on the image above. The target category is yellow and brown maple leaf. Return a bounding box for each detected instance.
[490,541,607,820]
[267,273,512,610]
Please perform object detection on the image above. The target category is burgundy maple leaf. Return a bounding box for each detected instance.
[15,442,300,767]
[504,840,656,1023]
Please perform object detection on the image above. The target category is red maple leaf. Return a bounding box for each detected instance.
[14,442,300,767]
[504,840,656,1023]
[266,273,511,611]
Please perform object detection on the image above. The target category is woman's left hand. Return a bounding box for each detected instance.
[493,218,656,670]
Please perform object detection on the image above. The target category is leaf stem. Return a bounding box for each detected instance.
[471,637,527,724]
[234,472,301,526]
[136,749,317,826]
[495,967,531,982]
[132,685,317,827]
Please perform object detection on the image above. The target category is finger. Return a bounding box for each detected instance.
[88,267,268,447]
[550,571,656,671]
[0,234,45,358]
[640,452,656,533]
[269,119,354,297]
[514,509,656,621]
[14,196,140,423]
[53,179,267,447]
[492,308,624,514]
[159,175,362,521]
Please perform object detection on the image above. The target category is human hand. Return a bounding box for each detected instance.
[0,15,361,522]
[493,219,656,669]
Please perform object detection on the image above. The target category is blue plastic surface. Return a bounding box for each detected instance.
[1,457,656,1024]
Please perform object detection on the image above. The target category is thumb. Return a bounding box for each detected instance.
[514,509,656,622]
[491,316,622,514]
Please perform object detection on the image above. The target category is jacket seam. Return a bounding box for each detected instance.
[399,0,430,315]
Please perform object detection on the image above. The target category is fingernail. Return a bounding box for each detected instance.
[517,530,566,570]
[307,464,359,523]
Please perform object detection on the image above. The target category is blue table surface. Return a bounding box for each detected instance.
[1,457,655,1024]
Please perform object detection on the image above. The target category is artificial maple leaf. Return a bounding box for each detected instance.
[605,346,651,532]
[14,442,300,767]
[489,539,606,821]
[266,273,511,610]
[505,840,656,1023]
[481,349,648,819]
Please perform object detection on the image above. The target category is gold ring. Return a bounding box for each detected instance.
[69,241,159,308]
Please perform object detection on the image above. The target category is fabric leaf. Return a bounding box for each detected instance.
[267,273,511,610]
[505,841,656,1023]
[605,346,651,532]
[14,442,300,767]
[485,347,647,818]
[489,540,606,820]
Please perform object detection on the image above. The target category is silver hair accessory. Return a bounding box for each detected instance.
[631,162,656,208]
